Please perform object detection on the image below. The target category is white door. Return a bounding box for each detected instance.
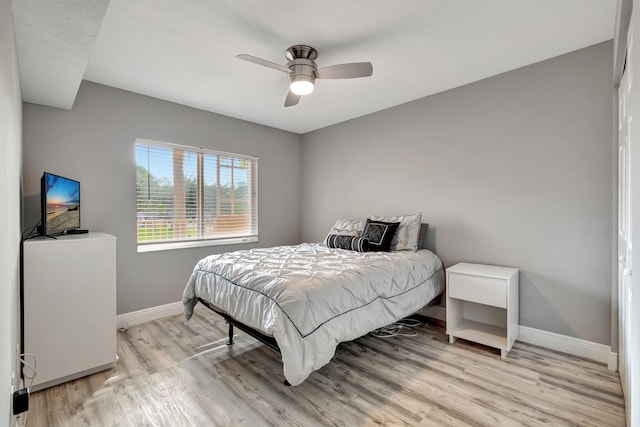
[618,41,632,417]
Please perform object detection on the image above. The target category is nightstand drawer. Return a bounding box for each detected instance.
[448,273,507,308]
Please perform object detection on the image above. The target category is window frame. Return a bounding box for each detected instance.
[135,139,259,253]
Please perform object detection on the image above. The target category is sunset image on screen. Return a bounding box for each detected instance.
[45,174,80,232]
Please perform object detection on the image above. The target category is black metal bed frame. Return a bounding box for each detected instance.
[197,298,291,384]
[198,297,279,351]
[197,297,434,386]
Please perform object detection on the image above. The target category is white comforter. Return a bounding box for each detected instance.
[182,243,444,385]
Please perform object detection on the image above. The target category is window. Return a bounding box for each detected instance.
[135,140,258,252]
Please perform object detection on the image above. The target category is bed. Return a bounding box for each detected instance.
[182,237,444,386]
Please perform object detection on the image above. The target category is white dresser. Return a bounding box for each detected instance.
[446,262,519,358]
[23,232,117,391]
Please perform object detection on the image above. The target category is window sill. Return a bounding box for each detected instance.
[137,235,258,253]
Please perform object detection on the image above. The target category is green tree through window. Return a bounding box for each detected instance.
[135,141,258,248]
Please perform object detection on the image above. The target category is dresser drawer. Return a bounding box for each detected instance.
[448,273,507,308]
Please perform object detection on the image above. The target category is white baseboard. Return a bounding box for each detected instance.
[518,325,617,371]
[116,301,183,330]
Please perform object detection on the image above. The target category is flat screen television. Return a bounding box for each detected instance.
[39,172,81,236]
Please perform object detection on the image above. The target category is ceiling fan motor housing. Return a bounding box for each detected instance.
[287,58,316,86]
[286,45,317,87]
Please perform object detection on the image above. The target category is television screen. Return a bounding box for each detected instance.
[41,172,80,236]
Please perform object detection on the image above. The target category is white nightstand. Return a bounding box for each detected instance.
[446,262,519,359]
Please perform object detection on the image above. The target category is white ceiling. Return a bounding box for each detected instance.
[13,0,617,134]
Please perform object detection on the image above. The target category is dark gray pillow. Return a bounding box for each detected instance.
[326,234,370,252]
[417,223,429,249]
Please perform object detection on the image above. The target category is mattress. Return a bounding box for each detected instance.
[182,243,444,385]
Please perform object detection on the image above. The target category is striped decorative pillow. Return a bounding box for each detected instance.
[326,234,369,252]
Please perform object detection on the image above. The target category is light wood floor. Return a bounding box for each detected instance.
[25,307,625,426]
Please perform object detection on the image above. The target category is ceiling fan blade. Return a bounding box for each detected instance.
[236,54,290,73]
[284,91,300,107]
[317,62,373,79]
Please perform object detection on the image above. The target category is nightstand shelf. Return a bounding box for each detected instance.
[446,262,519,359]
[447,319,508,350]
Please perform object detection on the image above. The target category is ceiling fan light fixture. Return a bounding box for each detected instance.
[290,80,314,95]
[290,75,315,95]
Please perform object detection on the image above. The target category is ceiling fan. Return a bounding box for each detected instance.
[236,44,373,107]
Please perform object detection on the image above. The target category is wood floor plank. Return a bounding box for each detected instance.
[359,334,624,426]
[405,324,625,406]
[26,309,626,426]
[219,358,312,427]
[335,342,538,426]
[246,345,419,426]
[44,379,71,426]
[64,377,98,426]
[109,377,153,426]
[189,374,269,426]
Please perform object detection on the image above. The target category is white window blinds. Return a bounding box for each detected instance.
[135,140,258,250]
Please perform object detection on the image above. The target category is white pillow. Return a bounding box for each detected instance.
[370,213,422,251]
[325,218,365,244]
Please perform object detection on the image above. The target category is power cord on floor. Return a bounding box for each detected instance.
[368,318,424,338]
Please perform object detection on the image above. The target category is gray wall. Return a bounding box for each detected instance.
[301,42,614,345]
[22,81,302,314]
[1,0,22,423]
[21,42,615,346]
